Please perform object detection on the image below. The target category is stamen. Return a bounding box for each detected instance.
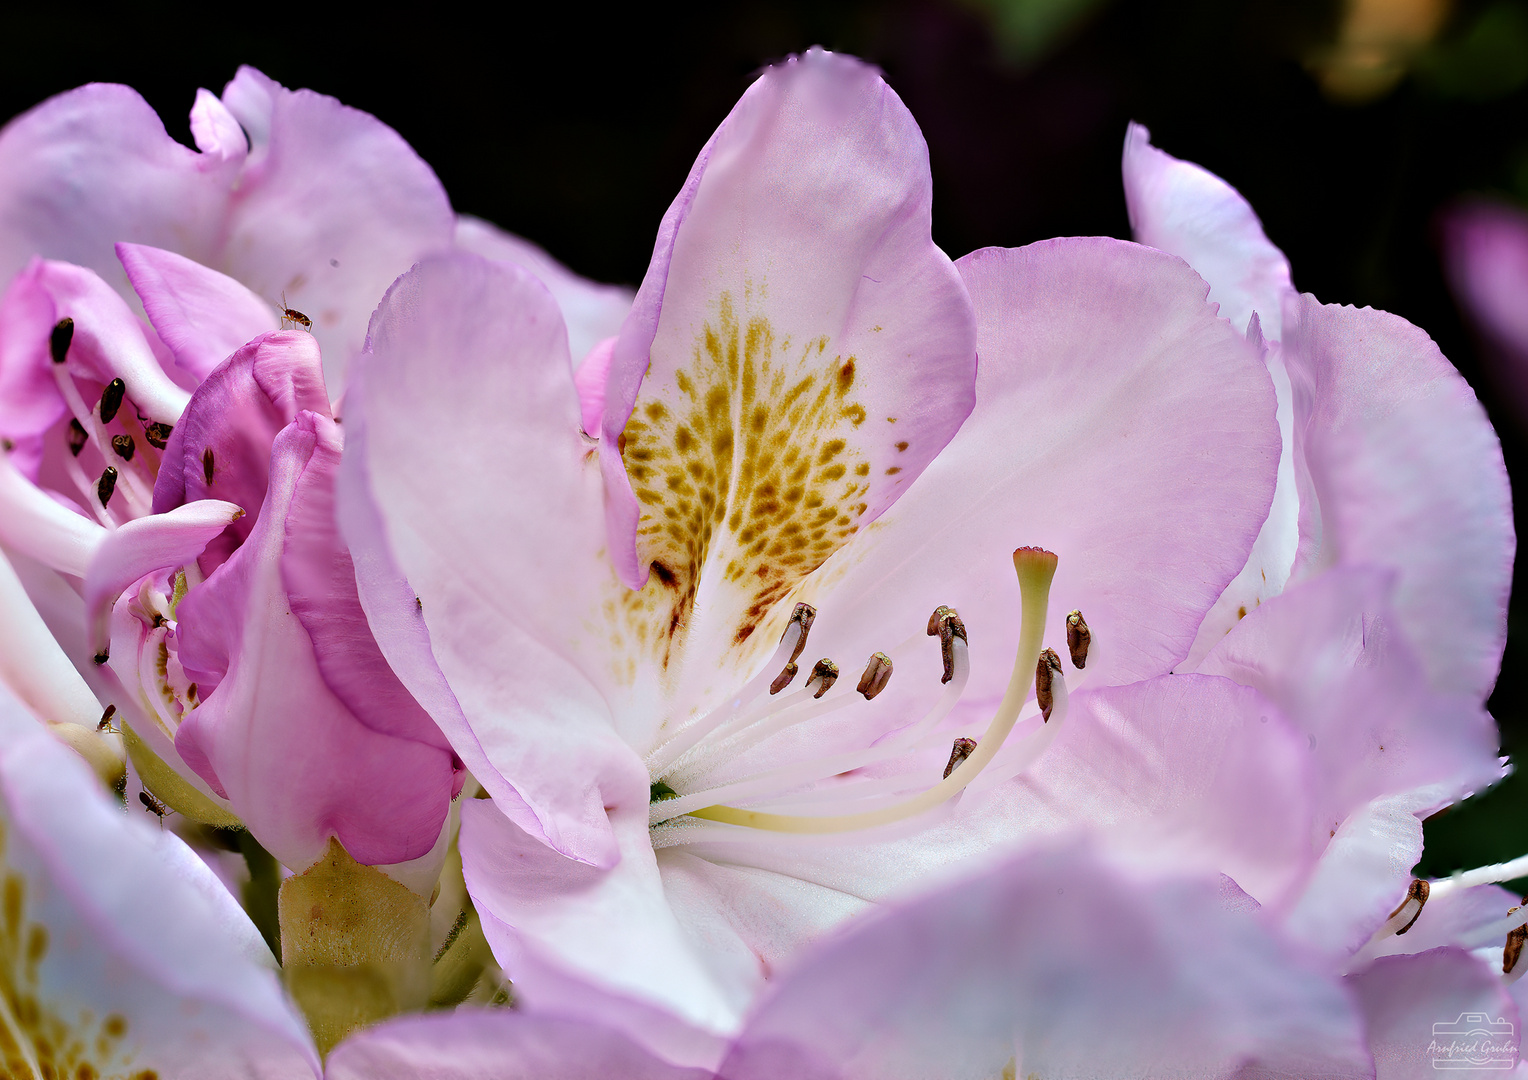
[67,420,87,457]
[769,663,798,695]
[856,652,893,700]
[1065,610,1090,669]
[785,602,815,666]
[97,467,118,508]
[1036,648,1061,721]
[99,379,126,425]
[928,606,967,684]
[1506,925,1527,974]
[687,546,1058,834]
[143,422,173,450]
[111,434,135,461]
[50,318,74,363]
[809,659,838,699]
[1386,878,1429,936]
[943,737,977,779]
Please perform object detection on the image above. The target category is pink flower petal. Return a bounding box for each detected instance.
[214,68,454,386]
[1200,567,1504,839]
[796,237,1279,736]
[0,546,102,730]
[1121,123,1295,338]
[174,413,456,869]
[83,497,244,657]
[0,681,319,1077]
[0,259,65,461]
[1284,295,1514,699]
[188,87,247,163]
[117,241,280,382]
[460,800,737,1069]
[600,48,977,629]
[340,253,647,868]
[151,328,329,573]
[1348,948,1519,1077]
[0,451,104,577]
[720,845,1370,1080]
[327,1010,711,1080]
[573,334,616,437]
[454,215,633,371]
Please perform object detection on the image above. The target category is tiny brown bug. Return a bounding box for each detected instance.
[279,292,312,332]
[139,789,170,826]
[96,704,118,734]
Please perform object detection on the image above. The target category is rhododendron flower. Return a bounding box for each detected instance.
[339,49,1327,1063]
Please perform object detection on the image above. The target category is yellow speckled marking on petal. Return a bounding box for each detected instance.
[0,824,141,1080]
[620,291,874,674]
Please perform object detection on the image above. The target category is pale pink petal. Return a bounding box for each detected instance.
[1121,123,1295,339]
[598,50,978,691]
[83,498,243,657]
[1348,948,1519,1077]
[117,241,280,381]
[35,259,190,422]
[0,451,104,577]
[720,845,1370,1080]
[340,253,647,868]
[1284,294,1513,699]
[152,328,329,572]
[1283,794,1425,959]
[175,414,455,869]
[0,83,227,289]
[220,67,277,148]
[188,87,247,163]
[454,215,634,370]
[1441,200,1528,420]
[573,334,615,436]
[215,69,454,386]
[327,1010,712,1080]
[0,258,65,458]
[0,681,319,1077]
[1199,567,1504,838]
[0,546,102,729]
[789,238,1278,746]
[460,800,735,1068]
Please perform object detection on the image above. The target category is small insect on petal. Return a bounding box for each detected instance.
[139,789,169,825]
[143,422,173,449]
[96,704,117,733]
[279,292,313,331]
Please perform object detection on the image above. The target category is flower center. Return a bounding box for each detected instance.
[647,547,1069,837]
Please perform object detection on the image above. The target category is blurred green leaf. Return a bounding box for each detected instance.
[961,0,1114,67]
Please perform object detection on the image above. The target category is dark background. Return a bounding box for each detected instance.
[4,0,1527,879]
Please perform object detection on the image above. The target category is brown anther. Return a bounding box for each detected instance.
[785,603,816,666]
[928,606,968,684]
[139,789,169,822]
[769,662,799,695]
[1387,878,1430,935]
[97,466,118,508]
[143,422,173,449]
[111,433,135,461]
[1065,610,1091,669]
[809,658,839,699]
[1036,647,1062,722]
[98,378,126,424]
[96,704,117,733]
[943,737,978,779]
[50,318,74,364]
[856,652,893,700]
[1506,925,1527,974]
[202,446,215,486]
[67,419,87,457]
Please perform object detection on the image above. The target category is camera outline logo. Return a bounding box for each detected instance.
[1430,1013,1518,1070]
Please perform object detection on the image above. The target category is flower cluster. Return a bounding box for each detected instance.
[0,49,1517,1079]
